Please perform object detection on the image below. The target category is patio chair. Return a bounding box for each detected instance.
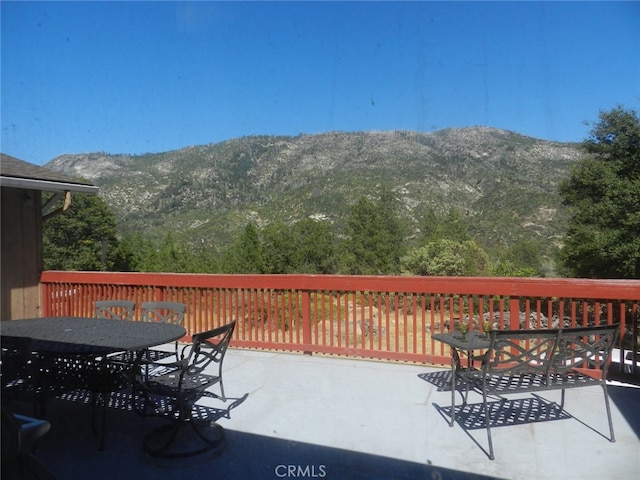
[95,300,139,365]
[141,301,186,325]
[136,321,236,458]
[140,301,187,363]
[94,300,136,321]
[111,301,187,367]
[1,406,55,480]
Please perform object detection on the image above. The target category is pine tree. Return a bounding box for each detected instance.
[559,106,640,278]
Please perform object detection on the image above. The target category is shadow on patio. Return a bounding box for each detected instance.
[8,396,499,480]
[5,349,640,480]
[419,368,640,462]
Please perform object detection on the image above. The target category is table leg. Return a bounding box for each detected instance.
[450,348,460,427]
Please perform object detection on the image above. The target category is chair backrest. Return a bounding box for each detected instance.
[94,300,136,321]
[141,301,186,325]
[186,321,236,375]
[554,324,620,374]
[485,329,561,378]
[485,325,620,379]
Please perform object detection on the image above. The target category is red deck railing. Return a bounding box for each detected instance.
[40,271,639,373]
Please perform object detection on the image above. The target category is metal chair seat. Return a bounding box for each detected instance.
[148,368,222,395]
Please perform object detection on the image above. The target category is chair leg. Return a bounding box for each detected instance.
[218,381,226,402]
[601,383,615,442]
[100,393,108,452]
[482,389,495,461]
[143,402,226,459]
[89,391,108,451]
[144,421,183,457]
[462,381,471,405]
[188,420,226,456]
[449,360,456,427]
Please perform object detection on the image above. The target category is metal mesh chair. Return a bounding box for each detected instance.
[140,302,186,363]
[141,301,186,325]
[1,406,54,480]
[108,302,187,384]
[136,321,236,458]
[97,300,137,364]
[94,300,136,321]
[453,325,619,460]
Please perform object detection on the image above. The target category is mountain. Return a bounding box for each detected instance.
[45,127,584,261]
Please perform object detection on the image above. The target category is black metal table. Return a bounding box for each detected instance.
[0,316,186,354]
[1,317,186,450]
[432,331,491,426]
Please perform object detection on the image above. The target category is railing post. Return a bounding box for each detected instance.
[40,282,49,317]
[302,291,312,355]
[509,297,520,330]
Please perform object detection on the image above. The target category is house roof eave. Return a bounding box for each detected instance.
[0,176,99,194]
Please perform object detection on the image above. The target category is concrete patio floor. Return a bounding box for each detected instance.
[10,348,640,480]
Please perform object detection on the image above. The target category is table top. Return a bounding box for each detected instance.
[432,331,491,351]
[0,317,186,354]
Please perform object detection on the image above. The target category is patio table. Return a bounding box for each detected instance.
[432,331,491,426]
[1,317,186,450]
[0,316,186,354]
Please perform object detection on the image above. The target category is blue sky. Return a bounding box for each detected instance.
[2,1,639,166]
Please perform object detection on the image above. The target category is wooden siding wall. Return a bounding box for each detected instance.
[1,187,42,320]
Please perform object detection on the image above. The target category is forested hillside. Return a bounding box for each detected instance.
[46,127,584,273]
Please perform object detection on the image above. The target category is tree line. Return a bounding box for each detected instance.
[43,186,546,276]
[43,106,640,279]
